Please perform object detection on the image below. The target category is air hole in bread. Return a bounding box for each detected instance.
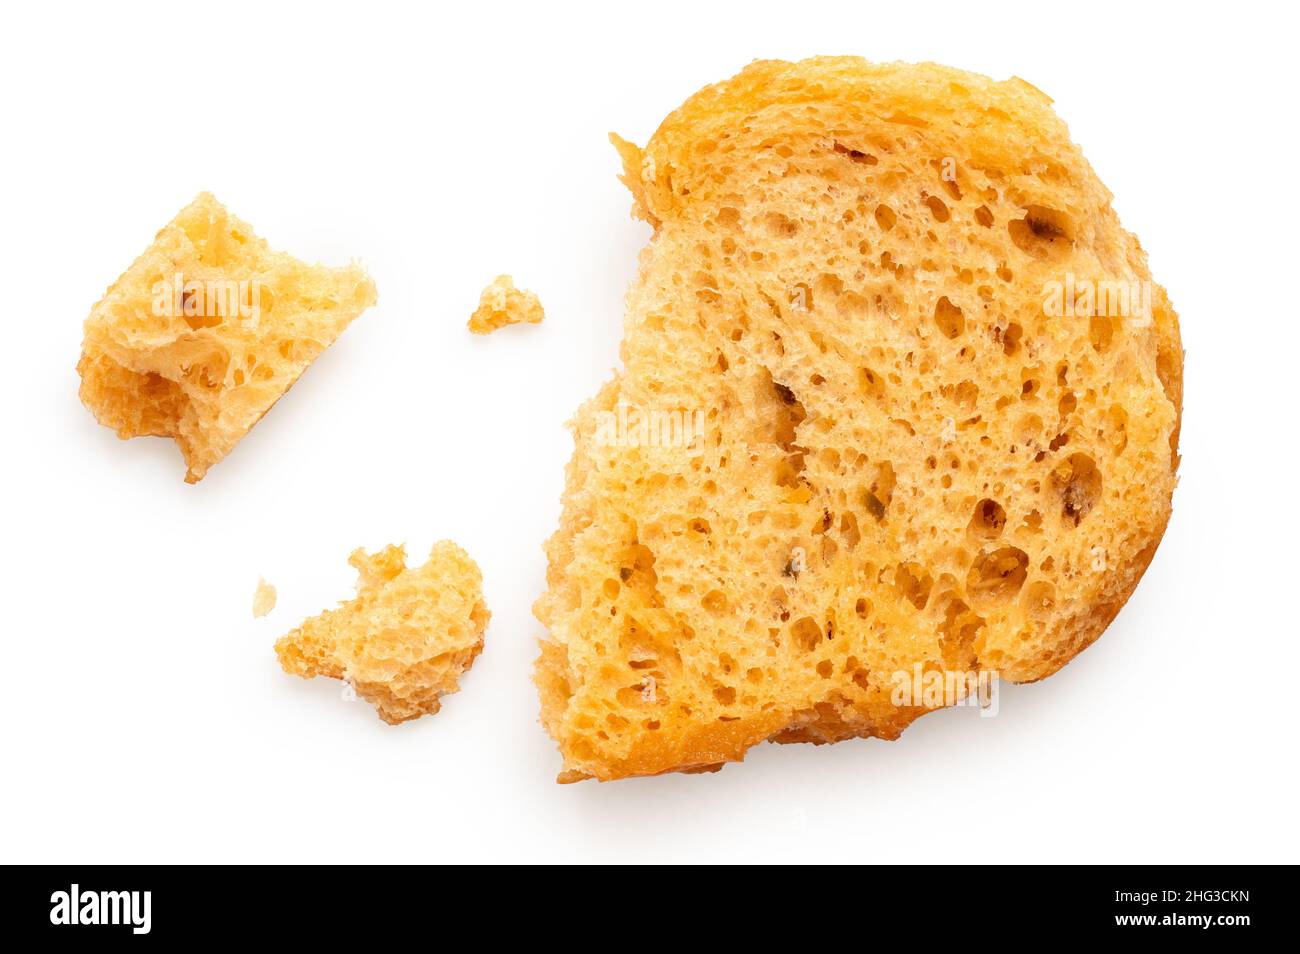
[1052,452,1103,525]
[865,460,896,521]
[934,296,965,339]
[764,212,799,237]
[859,366,887,401]
[893,562,934,610]
[717,206,742,228]
[791,616,824,652]
[953,379,979,410]
[1008,205,1075,259]
[938,597,985,670]
[833,141,877,164]
[967,547,1030,606]
[182,310,223,332]
[1023,580,1057,620]
[771,380,804,428]
[1089,313,1114,353]
[969,499,1007,539]
[1002,321,1023,356]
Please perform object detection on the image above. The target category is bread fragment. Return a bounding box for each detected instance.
[468,274,544,334]
[535,58,1182,781]
[78,193,378,482]
[252,578,277,618]
[276,542,489,724]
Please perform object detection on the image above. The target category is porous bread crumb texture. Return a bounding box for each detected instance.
[276,541,489,724]
[468,274,545,334]
[77,192,378,482]
[534,58,1183,782]
[252,578,277,618]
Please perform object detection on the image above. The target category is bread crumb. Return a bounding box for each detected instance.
[252,578,277,618]
[77,192,378,482]
[275,541,489,724]
[468,274,544,334]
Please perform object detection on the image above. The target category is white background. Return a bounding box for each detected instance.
[2,0,1296,864]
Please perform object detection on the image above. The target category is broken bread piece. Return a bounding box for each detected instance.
[78,192,378,482]
[534,58,1182,781]
[276,542,489,724]
[252,578,277,618]
[468,274,544,334]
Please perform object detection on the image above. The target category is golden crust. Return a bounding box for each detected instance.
[276,542,490,724]
[77,193,377,482]
[535,58,1182,781]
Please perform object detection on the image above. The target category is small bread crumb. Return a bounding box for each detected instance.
[252,578,277,618]
[468,274,544,334]
[274,541,489,724]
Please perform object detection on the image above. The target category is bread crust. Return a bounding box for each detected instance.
[537,58,1181,781]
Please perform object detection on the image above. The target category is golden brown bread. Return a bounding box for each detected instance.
[534,58,1182,781]
[78,193,377,482]
[468,274,544,334]
[276,542,489,724]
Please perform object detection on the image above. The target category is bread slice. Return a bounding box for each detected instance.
[275,542,489,724]
[78,193,377,482]
[534,58,1182,781]
[468,274,544,334]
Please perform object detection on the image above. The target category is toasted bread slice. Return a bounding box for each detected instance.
[78,193,377,482]
[534,58,1182,781]
[276,542,489,724]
